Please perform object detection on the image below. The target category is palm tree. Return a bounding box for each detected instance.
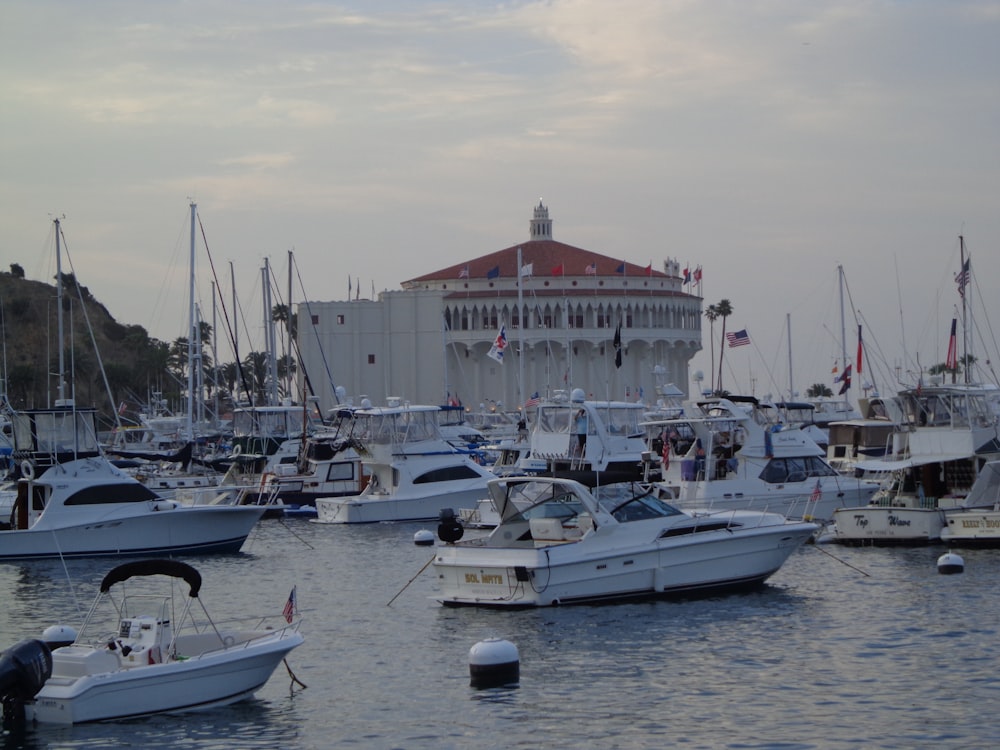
[806,383,833,398]
[703,304,719,392]
[715,299,734,393]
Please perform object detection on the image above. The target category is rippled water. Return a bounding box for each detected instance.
[2,520,998,749]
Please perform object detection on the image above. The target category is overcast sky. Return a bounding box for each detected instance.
[3,1,998,402]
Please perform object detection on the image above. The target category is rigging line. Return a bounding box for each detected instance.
[810,540,871,577]
[55,224,124,434]
[197,213,255,406]
[386,554,436,607]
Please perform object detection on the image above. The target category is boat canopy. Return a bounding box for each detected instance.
[100,559,202,597]
[854,453,973,472]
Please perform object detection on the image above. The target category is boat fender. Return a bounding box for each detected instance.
[223,635,235,648]
[20,460,34,481]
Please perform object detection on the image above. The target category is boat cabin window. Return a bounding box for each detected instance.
[595,485,683,523]
[64,483,161,505]
[325,462,355,481]
[413,465,483,484]
[759,456,836,484]
[537,408,572,434]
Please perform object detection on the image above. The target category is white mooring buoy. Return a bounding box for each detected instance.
[469,638,519,689]
[938,552,964,574]
[41,624,78,649]
[413,529,435,546]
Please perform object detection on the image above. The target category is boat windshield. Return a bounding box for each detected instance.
[498,481,586,524]
[594,484,684,523]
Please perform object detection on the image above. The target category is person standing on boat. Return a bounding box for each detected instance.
[575,409,589,454]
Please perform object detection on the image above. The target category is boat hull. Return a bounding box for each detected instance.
[940,510,1000,546]
[314,485,487,524]
[28,630,303,724]
[433,522,815,607]
[0,505,265,561]
[831,506,945,545]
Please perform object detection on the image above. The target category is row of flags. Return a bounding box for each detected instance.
[486,320,624,369]
[459,260,671,280]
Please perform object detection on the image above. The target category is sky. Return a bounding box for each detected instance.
[3,1,999,402]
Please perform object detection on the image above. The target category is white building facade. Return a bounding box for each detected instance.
[297,203,703,412]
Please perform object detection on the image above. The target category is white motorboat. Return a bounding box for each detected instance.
[832,382,1000,545]
[432,475,817,607]
[314,402,496,523]
[0,559,303,724]
[652,396,880,522]
[937,461,1000,546]
[0,406,267,560]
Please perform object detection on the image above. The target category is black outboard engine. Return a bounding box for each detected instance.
[437,507,464,543]
[0,639,53,728]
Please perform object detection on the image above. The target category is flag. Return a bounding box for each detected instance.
[585,262,597,275]
[831,363,839,374]
[487,324,508,363]
[682,266,691,284]
[956,258,971,297]
[486,265,500,280]
[348,276,352,298]
[644,262,652,276]
[809,479,822,504]
[117,401,127,415]
[551,263,564,276]
[524,391,541,409]
[946,317,958,370]
[458,265,469,279]
[613,322,623,368]
[615,262,625,274]
[520,262,534,277]
[283,586,296,623]
[694,266,703,283]
[726,329,750,348]
[856,324,863,377]
[836,363,852,395]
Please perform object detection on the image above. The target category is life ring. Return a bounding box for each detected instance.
[231,444,242,458]
[20,460,35,481]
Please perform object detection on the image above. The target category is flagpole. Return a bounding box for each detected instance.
[517,246,525,410]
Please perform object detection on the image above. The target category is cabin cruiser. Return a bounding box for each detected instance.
[432,475,817,607]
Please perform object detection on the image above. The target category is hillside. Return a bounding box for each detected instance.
[0,270,175,420]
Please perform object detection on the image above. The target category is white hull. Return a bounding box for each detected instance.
[29,629,302,724]
[671,484,871,523]
[314,484,487,524]
[0,504,265,561]
[435,522,813,607]
[941,510,1000,545]
[831,506,945,545]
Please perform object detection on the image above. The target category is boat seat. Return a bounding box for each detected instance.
[529,516,587,543]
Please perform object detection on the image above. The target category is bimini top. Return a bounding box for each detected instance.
[100,559,202,597]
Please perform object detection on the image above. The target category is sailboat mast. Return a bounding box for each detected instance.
[187,203,196,438]
[287,250,294,402]
[838,264,848,402]
[786,312,793,400]
[517,246,525,409]
[54,217,66,405]
[960,235,969,384]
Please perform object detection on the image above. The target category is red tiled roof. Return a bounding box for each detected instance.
[404,239,665,284]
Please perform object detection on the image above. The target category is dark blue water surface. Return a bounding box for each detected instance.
[2,519,997,749]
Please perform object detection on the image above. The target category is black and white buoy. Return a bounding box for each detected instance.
[938,552,965,575]
[413,529,435,546]
[41,625,78,649]
[469,638,519,689]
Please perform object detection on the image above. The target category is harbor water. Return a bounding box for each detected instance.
[2,518,998,749]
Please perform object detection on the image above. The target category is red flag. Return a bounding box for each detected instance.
[283,587,296,623]
[946,318,958,370]
[644,262,652,276]
[551,263,564,276]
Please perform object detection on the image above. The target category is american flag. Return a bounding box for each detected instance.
[524,391,541,409]
[809,479,822,504]
[283,587,297,623]
[955,258,971,297]
[585,262,597,275]
[725,329,750,348]
[458,265,469,279]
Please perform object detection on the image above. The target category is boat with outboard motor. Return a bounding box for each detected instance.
[432,474,817,607]
[0,559,303,724]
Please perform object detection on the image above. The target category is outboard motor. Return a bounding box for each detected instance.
[437,507,464,543]
[0,639,53,728]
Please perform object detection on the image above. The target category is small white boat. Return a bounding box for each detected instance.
[0,559,303,724]
[940,460,1000,546]
[432,475,817,607]
[314,402,495,524]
